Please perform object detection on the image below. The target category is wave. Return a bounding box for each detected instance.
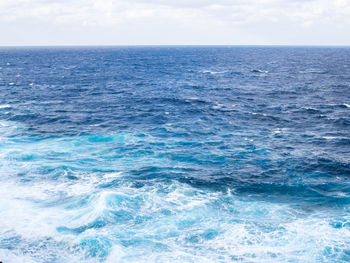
[0,104,11,109]
[1,174,349,262]
[202,70,228,75]
[1,46,350,262]
[251,69,269,74]
[0,121,348,262]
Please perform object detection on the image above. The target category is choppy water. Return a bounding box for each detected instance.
[0,47,349,262]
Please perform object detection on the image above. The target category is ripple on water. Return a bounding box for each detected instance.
[0,47,349,262]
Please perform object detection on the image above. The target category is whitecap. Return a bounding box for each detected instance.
[0,130,349,262]
[202,70,227,75]
[322,136,338,140]
[0,249,37,263]
[274,129,282,134]
[0,104,10,109]
[251,69,269,74]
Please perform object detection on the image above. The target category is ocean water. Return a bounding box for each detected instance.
[0,46,349,262]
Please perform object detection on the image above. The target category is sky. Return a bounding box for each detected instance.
[0,0,350,46]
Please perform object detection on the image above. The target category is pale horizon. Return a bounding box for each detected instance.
[1,0,350,46]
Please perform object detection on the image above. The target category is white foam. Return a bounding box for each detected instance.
[0,104,10,109]
[274,128,287,134]
[202,70,227,75]
[322,136,338,140]
[254,69,268,73]
[1,172,349,262]
[0,125,349,262]
[0,249,37,263]
[248,112,267,116]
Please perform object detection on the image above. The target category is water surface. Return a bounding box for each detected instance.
[0,46,349,262]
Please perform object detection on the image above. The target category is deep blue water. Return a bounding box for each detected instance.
[0,46,349,262]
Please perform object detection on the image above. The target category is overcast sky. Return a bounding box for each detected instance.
[0,0,349,46]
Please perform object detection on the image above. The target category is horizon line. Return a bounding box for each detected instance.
[0,44,350,48]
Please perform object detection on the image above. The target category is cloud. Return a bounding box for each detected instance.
[0,0,349,45]
[0,0,346,25]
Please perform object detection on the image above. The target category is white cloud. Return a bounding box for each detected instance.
[0,0,349,45]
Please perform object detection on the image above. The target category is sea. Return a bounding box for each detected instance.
[0,46,349,262]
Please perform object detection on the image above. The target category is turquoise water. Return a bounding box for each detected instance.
[0,47,349,262]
